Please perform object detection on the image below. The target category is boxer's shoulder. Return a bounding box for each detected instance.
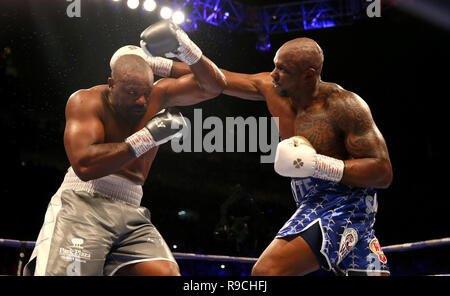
[321,83,373,133]
[66,85,106,115]
[321,82,368,112]
[253,72,283,99]
[152,77,172,90]
[148,77,174,103]
[251,72,273,88]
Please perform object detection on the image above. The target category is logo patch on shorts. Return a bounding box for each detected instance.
[338,228,358,263]
[369,238,387,264]
[59,237,92,275]
[71,238,84,249]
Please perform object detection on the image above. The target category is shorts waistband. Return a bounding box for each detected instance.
[59,167,143,206]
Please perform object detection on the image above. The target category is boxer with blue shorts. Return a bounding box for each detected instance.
[276,177,389,275]
[198,37,393,276]
[138,35,394,275]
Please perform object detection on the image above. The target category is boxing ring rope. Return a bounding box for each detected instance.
[1,237,450,275]
[172,252,258,263]
[0,239,36,249]
[381,237,450,253]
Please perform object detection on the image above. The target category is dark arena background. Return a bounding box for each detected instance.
[1,0,450,280]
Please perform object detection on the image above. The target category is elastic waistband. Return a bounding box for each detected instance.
[59,167,143,206]
[290,177,376,201]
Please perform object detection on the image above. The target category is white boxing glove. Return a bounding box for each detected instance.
[274,136,345,182]
[110,45,173,77]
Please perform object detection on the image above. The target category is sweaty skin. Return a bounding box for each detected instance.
[167,38,392,276]
[241,38,392,276]
[64,54,226,185]
[61,52,225,276]
[168,38,392,189]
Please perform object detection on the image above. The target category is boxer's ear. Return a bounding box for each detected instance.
[108,77,114,89]
[302,67,316,80]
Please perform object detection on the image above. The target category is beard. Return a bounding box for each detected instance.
[112,101,147,123]
[126,106,147,121]
[275,87,288,97]
[273,81,289,97]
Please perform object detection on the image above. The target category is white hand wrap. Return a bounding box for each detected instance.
[313,154,345,182]
[166,30,202,65]
[148,56,173,77]
[125,128,156,158]
[139,41,173,77]
[274,136,344,183]
[111,44,173,77]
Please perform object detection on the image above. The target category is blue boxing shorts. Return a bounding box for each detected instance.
[276,177,389,275]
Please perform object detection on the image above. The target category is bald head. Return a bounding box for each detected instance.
[111,54,153,83]
[278,37,324,74]
[271,38,324,97]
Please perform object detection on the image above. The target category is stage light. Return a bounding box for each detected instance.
[256,34,271,52]
[143,0,156,12]
[160,6,172,19]
[127,0,139,9]
[172,10,185,24]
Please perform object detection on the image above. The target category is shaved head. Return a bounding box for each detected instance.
[271,37,324,98]
[111,54,153,83]
[278,37,324,74]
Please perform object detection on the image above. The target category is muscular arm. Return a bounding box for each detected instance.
[64,91,135,181]
[221,70,267,101]
[160,56,227,108]
[336,93,393,189]
[166,61,267,102]
[167,60,191,78]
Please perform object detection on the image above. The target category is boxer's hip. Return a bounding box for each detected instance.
[60,167,143,206]
[23,168,175,276]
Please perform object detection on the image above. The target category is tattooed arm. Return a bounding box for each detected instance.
[336,92,393,189]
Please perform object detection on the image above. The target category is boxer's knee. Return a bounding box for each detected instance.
[147,260,180,276]
[117,260,180,276]
[251,259,279,276]
[161,261,181,276]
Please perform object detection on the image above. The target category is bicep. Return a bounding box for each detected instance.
[345,125,388,160]
[159,75,214,108]
[64,97,105,162]
[339,96,389,160]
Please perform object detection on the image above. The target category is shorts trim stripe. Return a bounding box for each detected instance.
[344,268,391,276]
[26,190,63,275]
